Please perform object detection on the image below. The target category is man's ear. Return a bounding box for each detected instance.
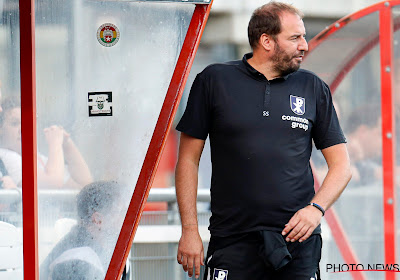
[91,212,102,225]
[259,33,274,51]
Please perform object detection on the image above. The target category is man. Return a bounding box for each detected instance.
[0,97,93,190]
[40,181,129,280]
[175,2,351,280]
[346,105,382,187]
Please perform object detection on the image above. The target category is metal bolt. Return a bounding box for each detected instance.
[385,66,391,72]
[387,198,393,205]
[385,2,390,7]
[335,23,340,28]
[387,132,392,139]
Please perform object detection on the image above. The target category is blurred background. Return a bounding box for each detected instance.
[0,0,397,279]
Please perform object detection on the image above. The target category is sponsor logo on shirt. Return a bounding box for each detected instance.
[290,95,306,115]
[213,268,228,280]
[282,115,309,131]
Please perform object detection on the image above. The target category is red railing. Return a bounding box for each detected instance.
[308,1,399,279]
[379,4,397,280]
[19,0,38,279]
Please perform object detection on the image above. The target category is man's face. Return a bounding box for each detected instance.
[360,122,382,158]
[0,88,3,113]
[0,107,21,154]
[0,81,2,113]
[270,12,308,76]
[93,199,127,252]
[93,194,127,235]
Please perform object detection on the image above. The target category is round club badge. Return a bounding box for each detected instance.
[97,23,120,47]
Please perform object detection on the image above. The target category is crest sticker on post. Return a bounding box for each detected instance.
[97,23,120,47]
[213,268,228,280]
[88,92,112,117]
[290,95,306,115]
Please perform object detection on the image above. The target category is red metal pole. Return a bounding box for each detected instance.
[308,0,400,53]
[306,3,400,279]
[312,169,367,280]
[105,2,213,279]
[379,4,397,280]
[19,0,38,280]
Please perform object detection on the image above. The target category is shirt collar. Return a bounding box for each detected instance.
[242,53,292,81]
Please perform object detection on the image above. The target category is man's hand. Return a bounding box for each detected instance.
[177,227,204,279]
[44,125,65,147]
[281,205,322,243]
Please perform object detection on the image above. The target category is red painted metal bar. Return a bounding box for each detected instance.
[379,4,397,280]
[330,32,378,93]
[19,0,38,280]
[105,2,213,279]
[325,18,400,93]
[308,0,400,52]
[306,2,400,279]
[324,210,366,280]
[312,167,367,280]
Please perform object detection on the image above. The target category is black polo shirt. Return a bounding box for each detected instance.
[176,53,346,237]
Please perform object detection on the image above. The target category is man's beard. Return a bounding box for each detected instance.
[271,42,304,77]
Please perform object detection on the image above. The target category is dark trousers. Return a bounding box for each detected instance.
[203,232,322,280]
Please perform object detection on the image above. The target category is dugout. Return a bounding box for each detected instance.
[304,1,400,279]
[0,0,212,279]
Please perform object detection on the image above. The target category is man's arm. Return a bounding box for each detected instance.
[63,135,93,188]
[175,132,206,279]
[282,143,352,242]
[39,126,66,188]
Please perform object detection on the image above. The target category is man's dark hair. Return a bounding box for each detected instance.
[248,1,303,49]
[77,181,125,222]
[0,97,21,126]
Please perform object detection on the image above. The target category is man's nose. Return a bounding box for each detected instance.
[299,37,308,52]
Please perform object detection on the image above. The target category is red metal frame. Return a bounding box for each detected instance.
[308,1,400,52]
[19,0,38,279]
[17,0,399,278]
[329,18,400,93]
[379,4,397,280]
[312,169,367,280]
[308,1,399,279]
[330,32,379,93]
[105,2,213,279]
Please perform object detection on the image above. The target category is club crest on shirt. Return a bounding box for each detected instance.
[213,268,228,280]
[290,95,305,115]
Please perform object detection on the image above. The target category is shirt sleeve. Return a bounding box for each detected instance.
[312,81,346,150]
[176,74,211,140]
